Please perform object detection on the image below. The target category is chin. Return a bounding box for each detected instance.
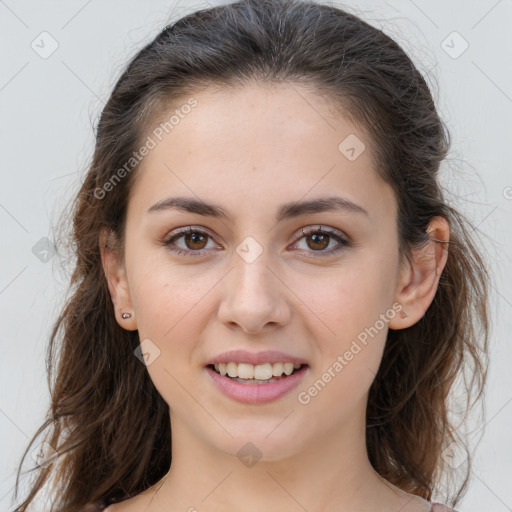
[211,424,308,463]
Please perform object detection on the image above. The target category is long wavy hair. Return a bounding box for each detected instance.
[13,0,491,510]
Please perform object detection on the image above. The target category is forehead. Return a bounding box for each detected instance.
[128,82,396,227]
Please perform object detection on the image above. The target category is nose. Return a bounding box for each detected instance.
[217,252,290,334]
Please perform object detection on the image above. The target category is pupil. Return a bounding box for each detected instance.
[187,232,206,249]
[309,233,328,250]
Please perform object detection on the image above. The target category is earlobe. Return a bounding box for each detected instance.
[99,228,138,331]
[388,216,450,330]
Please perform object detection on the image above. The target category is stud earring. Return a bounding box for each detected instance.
[120,307,132,319]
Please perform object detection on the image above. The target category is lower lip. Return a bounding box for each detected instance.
[205,365,309,404]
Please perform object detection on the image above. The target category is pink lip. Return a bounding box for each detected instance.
[205,364,309,404]
[205,349,308,366]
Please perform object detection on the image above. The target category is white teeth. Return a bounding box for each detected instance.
[272,362,283,376]
[212,361,303,379]
[254,363,273,380]
[226,362,238,378]
[283,362,294,376]
[238,363,254,379]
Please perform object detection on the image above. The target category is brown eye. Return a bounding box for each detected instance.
[163,227,217,256]
[162,225,349,258]
[182,231,208,250]
[294,226,349,257]
[305,232,330,251]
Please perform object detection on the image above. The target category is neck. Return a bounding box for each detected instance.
[139,409,429,512]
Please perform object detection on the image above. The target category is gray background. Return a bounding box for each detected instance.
[1,0,511,510]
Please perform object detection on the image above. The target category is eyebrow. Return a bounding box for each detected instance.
[146,195,369,222]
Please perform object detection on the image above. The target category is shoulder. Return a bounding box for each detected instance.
[81,499,137,511]
[97,497,144,512]
[81,503,107,512]
[431,503,459,512]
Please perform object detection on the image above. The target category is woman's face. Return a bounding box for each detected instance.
[109,82,409,461]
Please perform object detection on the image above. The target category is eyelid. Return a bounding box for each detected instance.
[161,224,350,257]
[161,225,221,252]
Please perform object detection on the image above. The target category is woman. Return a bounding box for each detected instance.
[13,0,490,511]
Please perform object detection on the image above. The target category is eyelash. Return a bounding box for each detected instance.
[161,225,350,258]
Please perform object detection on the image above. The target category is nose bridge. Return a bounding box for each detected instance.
[218,236,288,332]
[231,239,277,306]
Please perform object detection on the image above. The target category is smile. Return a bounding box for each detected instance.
[212,361,302,379]
[205,363,309,403]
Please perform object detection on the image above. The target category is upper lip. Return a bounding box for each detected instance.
[205,350,309,366]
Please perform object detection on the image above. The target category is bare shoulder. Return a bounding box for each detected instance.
[104,502,129,512]
[104,501,132,512]
[102,492,151,512]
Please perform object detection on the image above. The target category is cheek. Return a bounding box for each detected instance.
[315,268,390,336]
[308,263,395,392]
[129,263,218,373]
[131,259,209,336]
[130,275,206,407]
[298,274,391,419]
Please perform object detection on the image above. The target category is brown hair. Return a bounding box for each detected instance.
[13,0,491,510]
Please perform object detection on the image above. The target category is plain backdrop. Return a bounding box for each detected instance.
[1,1,511,511]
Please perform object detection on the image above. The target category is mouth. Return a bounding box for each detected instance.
[207,362,307,384]
[204,362,309,403]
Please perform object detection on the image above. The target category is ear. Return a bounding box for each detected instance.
[99,227,138,331]
[388,216,450,330]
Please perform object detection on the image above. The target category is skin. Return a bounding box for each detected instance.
[101,82,449,512]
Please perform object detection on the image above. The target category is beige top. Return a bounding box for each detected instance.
[431,503,459,512]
